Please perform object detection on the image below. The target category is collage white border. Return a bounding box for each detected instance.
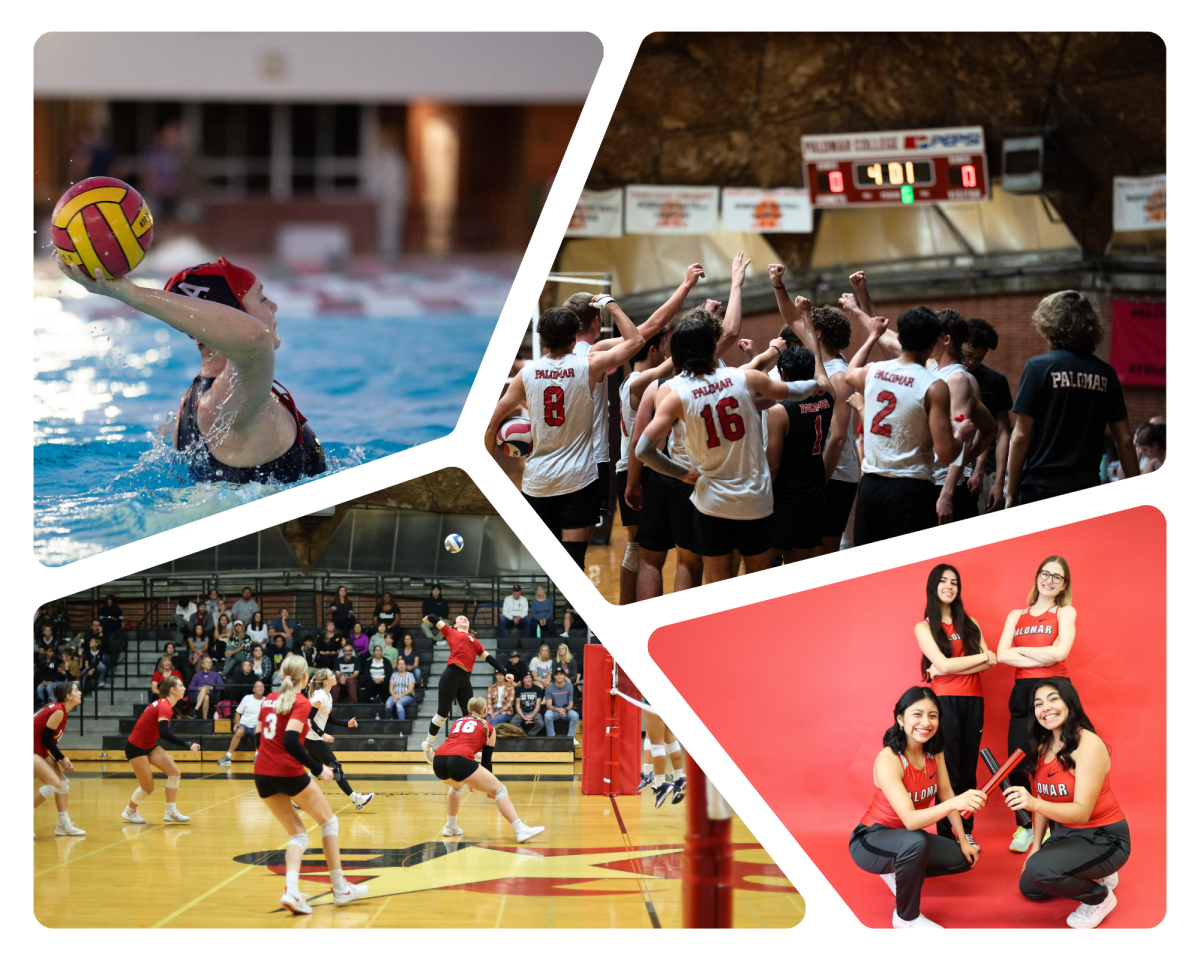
[9,5,1192,954]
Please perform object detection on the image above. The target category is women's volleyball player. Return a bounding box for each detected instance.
[256,655,366,915]
[914,564,996,846]
[848,686,986,928]
[122,676,200,824]
[996,555,1077,853]
[1004,678,1129,928]
[419,614,513,763]
[638,707,686,808]
[433,697,544,842]
[34,680,85,837]
[304,668,374,811]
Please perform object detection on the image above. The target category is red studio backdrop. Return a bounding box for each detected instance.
[650,507,1165,928]
[1110,300,1166,386]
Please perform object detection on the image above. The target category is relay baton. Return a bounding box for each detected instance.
[979,748,1025,797]
[981,747,1032,827]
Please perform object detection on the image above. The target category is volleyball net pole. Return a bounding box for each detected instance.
[683,756,734,928]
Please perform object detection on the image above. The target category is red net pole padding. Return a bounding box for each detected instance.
[581,645,641,795]
[683,756,733,927]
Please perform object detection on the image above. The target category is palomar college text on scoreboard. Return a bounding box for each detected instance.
[801,126,990,208]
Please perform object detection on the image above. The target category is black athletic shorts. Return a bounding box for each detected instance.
[693,509,775,558]
[615,469,640,527]
[937,482,980,523]
[820,478,858,539]
[433,754,479,783]
[255,773,313,798]
[124,740,156,761]
[772,489,825,551]
[853,473,937,546]
[635,471,699,554]
[524,482,600,535]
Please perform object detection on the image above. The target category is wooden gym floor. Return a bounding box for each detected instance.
[35,761,804,929]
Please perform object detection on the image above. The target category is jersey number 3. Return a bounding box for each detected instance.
[262,712,278,740]
[871,390,897,437]
[700,397,745,448]
[543,386,565,427]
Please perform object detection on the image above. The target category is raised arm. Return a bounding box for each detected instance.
[848,271,901,358]
[744,337,787,373]
[592,264,705,351]
[483,373,528,457]
[767,264,814,344]
[841,296,889,393]
[822,370,853,482]
[745,364,831,405]
[630,355,675,412]
[588,299,644,379]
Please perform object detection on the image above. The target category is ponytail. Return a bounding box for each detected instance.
[273,654,309,716]
[307,668,332,698]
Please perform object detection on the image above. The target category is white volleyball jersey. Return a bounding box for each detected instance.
[861,359,939,482]
[522,353,598,496]
[671,367,774,520]
[615,372,636,473]
[306,688,332,741]
[824,356,860,483]
[930,361,971,486]
[574,341,609,465]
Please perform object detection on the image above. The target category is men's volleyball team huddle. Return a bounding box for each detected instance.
[489,257,1140,601]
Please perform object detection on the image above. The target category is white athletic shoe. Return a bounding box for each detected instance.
[892,911,943,929]
[1009,826,1034,853]
[1066,888,1117,928]
[353,792,374,811]
[515,824,545,843]
[880,873,897,895]
[279,890,312,915]
[965,833,980,849]
[55,821,86,836]
[333,882,368,905]
[217,754,232,766]
[121,807,146,824]
[1098,872,1119,891]
[443,823,464,837]
[422,740,437,764]
[163,810,191,823]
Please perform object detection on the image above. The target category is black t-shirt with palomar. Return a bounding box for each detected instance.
[774,396,833,501]
[973,363,1013,474]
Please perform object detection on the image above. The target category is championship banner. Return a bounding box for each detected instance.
[624,185,720,234]
[1113,175,1166,231]
[1110,299,1166,386]
[565,188,624,238]
[721,188,813,233]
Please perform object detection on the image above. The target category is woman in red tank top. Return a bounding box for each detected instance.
[1003,678,1130,928]
[996,555,1077,854]
[848,686,988,929]
[33,680,85,839]
[914,563,996,846]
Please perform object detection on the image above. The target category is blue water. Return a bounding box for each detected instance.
[34,305,493,565]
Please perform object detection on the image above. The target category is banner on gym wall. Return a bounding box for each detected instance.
[1110,300,1166,386]
[1113,175,1166,231]
[624,185,720,234]
[721,188,813,233]
[565,188,624,238]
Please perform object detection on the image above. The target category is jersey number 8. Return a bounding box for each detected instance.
[700,397,745,448]
[543,386,565,427]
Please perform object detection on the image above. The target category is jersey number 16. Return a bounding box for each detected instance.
[700,397,745,448]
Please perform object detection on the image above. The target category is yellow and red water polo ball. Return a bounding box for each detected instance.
[52,177,154,280]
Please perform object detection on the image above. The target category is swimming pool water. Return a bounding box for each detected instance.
[34,299,495,565]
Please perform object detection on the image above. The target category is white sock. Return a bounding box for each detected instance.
[165,802,177,814]
[446,815,458,827]
[57,811,71,825]
[330,868,348,893]
[285,870,300,895]
[642,763,653,775]
[653,774,665,787]
[511,819,526,833]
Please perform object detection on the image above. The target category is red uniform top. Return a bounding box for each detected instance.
[1012,606,1068,680]
[34,702,66,758]
[1032,745,1124,828]
[930,622,984,698]
[438,623,487,674]
[860,751,939,830]
[436,715,494,760]
[255,691,313,777]
[129,697,175,749]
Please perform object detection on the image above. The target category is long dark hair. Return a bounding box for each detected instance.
[920,563,982,680]
[1025,678,1098,775]
[882,686,944,755]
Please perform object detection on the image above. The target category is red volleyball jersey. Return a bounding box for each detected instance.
[435,715,493,760]
[1012,606,1068,680]
[34,702,66,758]
[930,622,984,698]
[439,623,486,674]
[255,691,313,778]
[860,751,939,829]
[1032,746,1124,828]
[129,697,175,749]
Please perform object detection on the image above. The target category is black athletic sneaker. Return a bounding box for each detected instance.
[653,782,672,808]
[671,775,686,804]
[637,771,654,792]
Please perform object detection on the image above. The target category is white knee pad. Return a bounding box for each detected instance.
[650,743,667,757]
[666,740,681,755]
[39,784,58,799]
[643,737,652,751]
[449,784,467,796]
[320,815,339,838]
[132,786,150,802]
[622,541,641,573]
[432,714,447,728]
[492,784,508,801]
[55,778,70,795]
[165,775,181,789]
[288,832,308,850]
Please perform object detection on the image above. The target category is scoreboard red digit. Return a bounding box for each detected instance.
[801,126,990,208]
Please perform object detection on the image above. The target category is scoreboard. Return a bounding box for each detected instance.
[801,126,990,208]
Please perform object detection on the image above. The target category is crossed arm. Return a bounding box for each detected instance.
[995,606,1076,666]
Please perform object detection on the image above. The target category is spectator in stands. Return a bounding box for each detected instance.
[218,679,266,765]
[173,597,197,644]
[507,649,529,686]
[399,633,421,684]
[80,634,108,693]
[188,656,224,719]
[36,648,60,705]
[297,635,317,667]
[246,611,269,646]
[221,621,252,676]
[386,660,416,720]
[227,657,257,704]
[560,607,578,638]
[231,586,258,625]
[60,648,81,684]
[513,674,545,736]
[543,668,579,738]
[1007,292,1139,506]
[97,594,122,640]
[268,608,297,650]
[1134,421,1166,474]
[362,646,390,703]
[501,584,532,637]
[960,317,1014,514]
[211,614,231,662]
[421,585,449,639]
[247,643,270,685]
[349,621,370,657]
[50,602,72,638]
[555,643,578,685]
[78,619,107,654]
[268,634,288,677]
[530,586,557,638]
[332,644,359,703]
[36,625,57,660]
[33,607,55,642]
[328,586,354,634]
[486,671,515,726]
[187,622,209,668]
[530,643,555,689]
[374,592,399,631]
[369,621,389,655]
[317,621,342,670]
[206,596,229,637]
[150,654,183,698]
[204,588,221,627]
[163,641,192,684]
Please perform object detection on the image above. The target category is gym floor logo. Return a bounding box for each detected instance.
[234,841,795,906]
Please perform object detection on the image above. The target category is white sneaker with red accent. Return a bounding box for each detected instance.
[280,890,311,915]
[333,883,368,905]
[893,911,943,929]
[1066,888,1117,928]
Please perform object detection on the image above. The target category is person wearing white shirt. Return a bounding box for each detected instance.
[217,680,265,764]
[500,585,533,638]
[173,597,198,644]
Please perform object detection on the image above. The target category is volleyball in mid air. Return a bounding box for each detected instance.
[497,417,532,458]
[444,533,464,553]
[52,177,154,280]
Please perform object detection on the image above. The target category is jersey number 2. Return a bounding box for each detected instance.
[543,386,565,427]
[700,397,745,448]
[871,390,897,437]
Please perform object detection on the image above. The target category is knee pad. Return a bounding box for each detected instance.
[165,775,181,790]
[622,541,640,573]
[562,540,588,569]
[55,778,70,795]
[643,737,652,751]
[320,815,339,838]
[288,832,308,851]
[650,743,667,757]
[666,740,681,755]
[132,786,150,802]
[492,784,509,801]
[39,784,58,799]
[449,785,467,796]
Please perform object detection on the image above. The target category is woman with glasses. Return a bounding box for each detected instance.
[996,555,1077,855]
